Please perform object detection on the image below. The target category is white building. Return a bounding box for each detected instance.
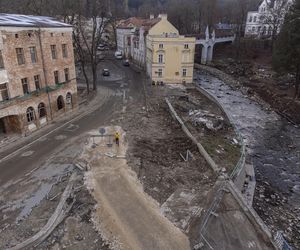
[116,16,160,67]
[245,0,293,38]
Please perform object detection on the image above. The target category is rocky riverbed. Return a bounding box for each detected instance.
[195,69,300,249]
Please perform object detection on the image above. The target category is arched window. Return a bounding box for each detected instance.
[26,107,35,123]
[66,92,72,105]
[57,95,64,110]
[38,102,46,118]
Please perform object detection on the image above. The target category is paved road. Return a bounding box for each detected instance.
[0,58,145,186]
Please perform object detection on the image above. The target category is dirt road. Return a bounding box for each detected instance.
[82,126,190,250]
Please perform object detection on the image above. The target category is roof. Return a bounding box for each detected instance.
[117,17,160,29]
[0,13,71,28]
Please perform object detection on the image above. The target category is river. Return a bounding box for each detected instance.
[195,70,300,248]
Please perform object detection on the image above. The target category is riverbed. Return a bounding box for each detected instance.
[195,70,300,248]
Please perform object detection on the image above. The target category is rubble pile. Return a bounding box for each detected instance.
[188,109,225,131]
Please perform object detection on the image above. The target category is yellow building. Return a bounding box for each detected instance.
[146,14,195,84]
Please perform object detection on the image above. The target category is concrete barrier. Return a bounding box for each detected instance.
[193,64,254,195]
[165,98,219,173]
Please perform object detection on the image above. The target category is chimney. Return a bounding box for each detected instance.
[150,14,154,19]
[158,14,168,20]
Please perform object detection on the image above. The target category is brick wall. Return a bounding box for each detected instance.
[0,26,78,135]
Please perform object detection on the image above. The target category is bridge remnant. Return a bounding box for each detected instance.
[190,26,236,65]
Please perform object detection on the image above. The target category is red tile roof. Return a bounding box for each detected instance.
[117,17,160,29]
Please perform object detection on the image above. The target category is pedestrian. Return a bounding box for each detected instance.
[115,131,120,146]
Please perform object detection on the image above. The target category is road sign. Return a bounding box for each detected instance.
[99,128,106,135]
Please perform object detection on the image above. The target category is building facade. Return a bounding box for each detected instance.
[146,15,195,84]
[245,0,293,38]
[117,14,195,84]
[0,14,77,135]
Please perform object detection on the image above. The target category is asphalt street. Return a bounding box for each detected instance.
[0,57,145,186]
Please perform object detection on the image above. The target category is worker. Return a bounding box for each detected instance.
[115,131,120,146]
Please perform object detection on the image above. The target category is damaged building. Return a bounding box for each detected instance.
[0,14,77,136]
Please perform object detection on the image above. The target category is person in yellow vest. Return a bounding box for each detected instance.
[115,131,120,146]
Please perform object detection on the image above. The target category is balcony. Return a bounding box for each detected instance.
[0,80,72,110]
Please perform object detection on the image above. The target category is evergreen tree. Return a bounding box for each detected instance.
[273,0,300,98]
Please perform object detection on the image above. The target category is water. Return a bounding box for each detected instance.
[195,71,300,206]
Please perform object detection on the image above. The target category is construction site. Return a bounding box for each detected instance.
[0,65,280,249]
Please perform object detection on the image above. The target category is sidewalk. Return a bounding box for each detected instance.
[0,85,113,162]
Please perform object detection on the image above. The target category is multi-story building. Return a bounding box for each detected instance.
[117,14,195,84]
[146,14,195,84]
[0,14,77,135]
[116,17,147,59]
[245,0,293,38]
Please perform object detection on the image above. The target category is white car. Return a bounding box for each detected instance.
[114,51,123,60]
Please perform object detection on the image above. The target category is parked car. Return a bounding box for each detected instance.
[123,59,130,66]
[97,44,109,51]
[102,69,110,76]
[114,51,123,60]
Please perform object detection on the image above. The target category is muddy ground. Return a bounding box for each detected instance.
[171,88,240,174]
[123,84,240,205]
[0,138,110,250]
[0,82,241,249]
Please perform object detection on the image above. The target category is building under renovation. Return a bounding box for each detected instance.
[0,14,77,136]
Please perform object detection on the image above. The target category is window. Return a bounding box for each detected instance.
[15,34,18,38]
[34,75,40,90]
[182,53,189,63]
[182,68,187,77]
[29,47,37,63]
[54,71,59,84]
[38,103,46,118]
[57,95,64,110]
[253,16,257,22]
[21,78,29,94]
[184,44,189,49]
[0,83,9,100]
[51,33,53,37]
[51,45,57,59]
[252,27,256,32]
[158,54,163,64]
[64,68,69,82]
[16,48,25,65]
[249,16,253,22]
[26,107,35,123]
[258,26,261,32]
[158,69,163,77]
[0,50,4,69]
[62,44,68,58]
[159,43,163,49]
[66,92,72,105]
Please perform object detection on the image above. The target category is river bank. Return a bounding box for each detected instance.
[195,65,300,249]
